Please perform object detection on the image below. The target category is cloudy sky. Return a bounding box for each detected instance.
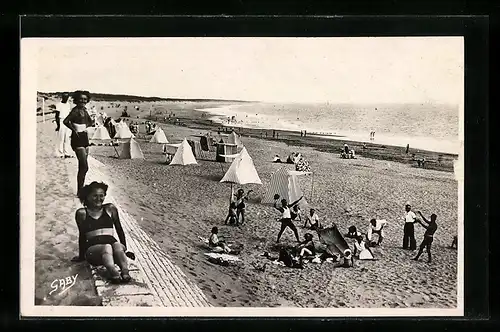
[32,37,463,104]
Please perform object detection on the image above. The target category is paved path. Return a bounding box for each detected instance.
[48,122,211,307]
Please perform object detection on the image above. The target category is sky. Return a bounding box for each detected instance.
[32,37,463,104]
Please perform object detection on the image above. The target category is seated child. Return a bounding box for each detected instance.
[209,227,231,253]
[346,225,362,238]
[353,236,374,260]
[297,233,315,258]
[224,202,239,226]
[272,155,282,163]
[303,208,321,230]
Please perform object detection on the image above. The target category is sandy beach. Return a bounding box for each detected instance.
[32,96,460,308]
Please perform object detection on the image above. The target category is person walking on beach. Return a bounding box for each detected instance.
[56,93,72,158]
[274,194,303,243]
[402,203,417,250]
[63,90,93,195]
[71,181,132,284]
[412,211,438,263]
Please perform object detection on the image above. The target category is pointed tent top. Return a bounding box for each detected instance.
[169,138,198,165]
[220,147,262,185]
[91,126,111,140]
[114,123,135,139]
[150,127,169,143]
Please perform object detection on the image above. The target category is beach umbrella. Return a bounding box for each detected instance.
[220,147,262,203]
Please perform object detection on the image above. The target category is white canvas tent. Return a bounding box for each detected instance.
[169,138,197,165]
[114,123,135,139]
[220,147,262,185]
[150,127,169,143]
[227,131,243,147]
[261,167,312,208]
[119,138,144,159]
[91,125,111,140]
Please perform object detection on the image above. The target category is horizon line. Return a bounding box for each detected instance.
[37,91,459,106]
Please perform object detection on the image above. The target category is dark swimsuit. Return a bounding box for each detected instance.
[71,131,90,150]
[81,207,118,255]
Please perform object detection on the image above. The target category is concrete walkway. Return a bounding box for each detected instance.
[43,122,211,307]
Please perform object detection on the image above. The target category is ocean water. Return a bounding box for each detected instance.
[200,102,461,155]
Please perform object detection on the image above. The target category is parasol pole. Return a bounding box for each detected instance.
[229,183,234,204]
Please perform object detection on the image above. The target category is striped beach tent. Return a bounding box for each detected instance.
[261,167,311,209]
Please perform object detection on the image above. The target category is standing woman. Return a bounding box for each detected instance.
[71,181,131,283]
[63,90,93,195]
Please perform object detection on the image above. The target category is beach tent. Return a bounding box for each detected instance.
[227,131,243,147]
[91,125,111,140]
[220,147,262,185]
[95,113,106,126]
[119,138,144,159]
[114,123,135,139]
[220,147,261,203]
[150,127,169,143]
[170,138,198,165]
[317,226,352,258]
[261,167,312,209]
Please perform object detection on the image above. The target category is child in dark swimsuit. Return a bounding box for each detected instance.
[71,181,132,283]
[63,90,94,195]
[224,202,238,225]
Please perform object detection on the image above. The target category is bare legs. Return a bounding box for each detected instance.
[277,220,300,243]
[74,147,89,194]
[85,243,130,282]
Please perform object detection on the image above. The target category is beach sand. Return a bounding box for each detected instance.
[35,97,459,308]
[35,118,101,306]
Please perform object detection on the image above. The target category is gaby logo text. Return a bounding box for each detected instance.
[49,274,78,296]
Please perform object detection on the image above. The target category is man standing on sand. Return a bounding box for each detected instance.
[413,211,438,263]
[402,203,417,250]
[56,93,72,158]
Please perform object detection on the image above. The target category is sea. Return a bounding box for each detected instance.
[199,102,461,155]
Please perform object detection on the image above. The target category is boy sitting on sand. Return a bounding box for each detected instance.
[346,225,362,239]
[224,202,239,226]
[303,208,321,230]
[296,233,316,258]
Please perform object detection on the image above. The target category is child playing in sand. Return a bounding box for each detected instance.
[71,181,132,284]
[354,236,375,260]
[346,225,362,238]
[296,233,316,258]
[224,202,239,226]
[412,211,438,263]
[367,219,387,246]
[303,208,321,230]
[209,227,231,254]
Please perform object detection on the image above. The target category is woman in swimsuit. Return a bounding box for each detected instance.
[71,181,131,283]
[63,90,93,195]
[233,189,253,225]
